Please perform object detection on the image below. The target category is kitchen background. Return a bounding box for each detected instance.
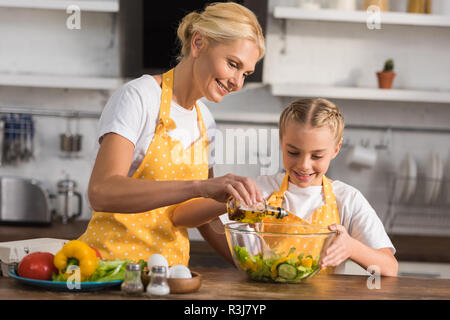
[0,0,449,278]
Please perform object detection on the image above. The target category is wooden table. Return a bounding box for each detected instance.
[1,267,449,300]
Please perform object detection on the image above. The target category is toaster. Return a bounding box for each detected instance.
[0,176,52,225]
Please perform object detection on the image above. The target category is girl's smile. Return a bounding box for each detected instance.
[292,170,316,183]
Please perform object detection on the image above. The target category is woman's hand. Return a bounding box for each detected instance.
[320,224,355,268]
[196,173,263,206]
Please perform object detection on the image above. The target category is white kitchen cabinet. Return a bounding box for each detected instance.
[274,6,450,27]
[0,74,123,90]
[271,83,450,104]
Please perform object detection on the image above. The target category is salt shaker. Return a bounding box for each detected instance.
[146,266,170,297]
[121,263,144,296]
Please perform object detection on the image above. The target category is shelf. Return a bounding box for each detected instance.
[0,0,119,12]
[0,105,101,118]
[0,74,124,90]
[273,6,450,28]
[271,83,450,104]
[213,111,279,125]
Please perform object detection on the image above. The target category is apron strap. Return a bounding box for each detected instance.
[194,102,208,141]
[159,69,177,131]
[322,176,337,206]
[266,174,289,207]
[159,69,208,139]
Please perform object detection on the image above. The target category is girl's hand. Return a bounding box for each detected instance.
[320,224,355,268]
[197,174,263,206]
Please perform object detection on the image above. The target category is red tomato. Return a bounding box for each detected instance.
[89,245,102,260]
[18,252,57,280]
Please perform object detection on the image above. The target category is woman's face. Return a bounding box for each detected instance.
[281,120,341,188]
[191,34,260,103]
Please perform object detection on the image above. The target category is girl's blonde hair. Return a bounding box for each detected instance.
[279,98,345,146]
[176,2,265,61]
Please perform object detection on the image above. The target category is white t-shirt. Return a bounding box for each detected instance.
[221,172,395,274]
[95,74,216,177]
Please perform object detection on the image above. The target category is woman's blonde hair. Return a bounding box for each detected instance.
[279,98,345,146]
[176,2,265,61]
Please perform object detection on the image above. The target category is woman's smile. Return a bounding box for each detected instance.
[192,37,260,103]
[216,79,230,95]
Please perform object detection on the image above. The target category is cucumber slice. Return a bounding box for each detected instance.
[278,263,297,280]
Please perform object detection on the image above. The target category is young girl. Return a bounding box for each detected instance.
[172,98,398,276]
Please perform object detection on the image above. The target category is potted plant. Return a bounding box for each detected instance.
[377,59,396,89]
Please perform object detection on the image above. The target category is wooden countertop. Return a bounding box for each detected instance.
[1,267,450,300]
[1,220,450,263]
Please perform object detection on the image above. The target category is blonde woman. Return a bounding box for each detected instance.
[78,2,265,266]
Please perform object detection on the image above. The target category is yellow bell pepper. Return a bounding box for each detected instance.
[301,257,313,268]
[54,240,99,281]
[242,259,256,272]
[270,254,296,278]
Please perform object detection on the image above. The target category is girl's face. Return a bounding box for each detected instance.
[191,33,260,103]
[281,120,342,188]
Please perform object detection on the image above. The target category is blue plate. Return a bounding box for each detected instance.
[8,269,122,292]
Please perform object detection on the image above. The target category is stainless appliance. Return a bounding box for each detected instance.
[55,178,82,224]
[0,176,52,225]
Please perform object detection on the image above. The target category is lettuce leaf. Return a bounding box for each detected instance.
[85,259,132,282]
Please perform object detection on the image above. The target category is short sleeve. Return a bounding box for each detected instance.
[97,84,145,146]
[340,188,396,255]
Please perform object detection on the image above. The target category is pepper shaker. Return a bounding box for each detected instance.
[121,263,144,296]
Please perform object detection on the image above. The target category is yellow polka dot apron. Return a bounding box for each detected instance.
[262,174,340,273]
[78,69,209,265]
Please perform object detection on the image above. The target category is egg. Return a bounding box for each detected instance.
[147,254,168,270]
[169,264,192,279]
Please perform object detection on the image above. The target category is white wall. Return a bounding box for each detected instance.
[0,7,120,76]
[265,0,450,89]
[0,6,118,222]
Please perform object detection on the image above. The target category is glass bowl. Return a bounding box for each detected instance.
[224,222,336,283]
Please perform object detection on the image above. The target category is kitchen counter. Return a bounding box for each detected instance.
[1,267,450,300]
[1,220,450,264]
[0,220,88,243]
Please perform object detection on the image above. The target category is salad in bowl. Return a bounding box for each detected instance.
[225,222,336,283]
